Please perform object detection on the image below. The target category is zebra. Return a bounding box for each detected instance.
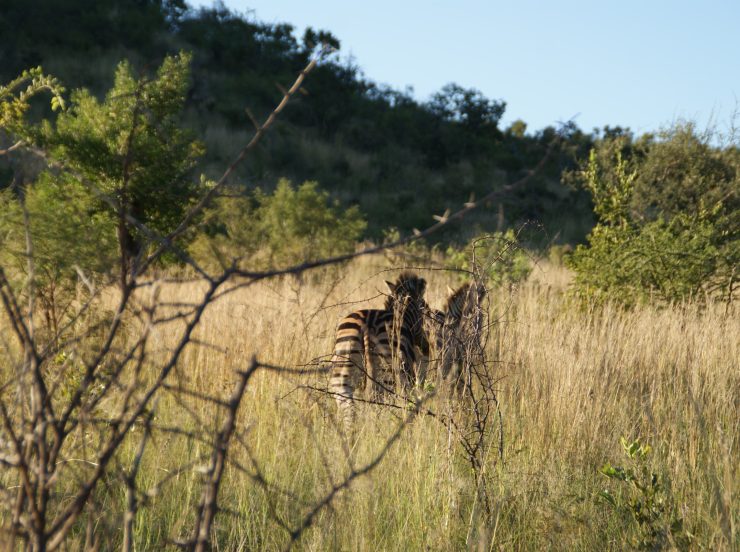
[424,282,487,395]
[328,272,430,428]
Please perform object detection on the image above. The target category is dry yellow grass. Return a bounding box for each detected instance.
[120,257,735,550]
[2,257,738,550]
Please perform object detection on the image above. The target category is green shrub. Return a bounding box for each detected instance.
[191,179,367,271]
[600,438,690,550]
[567,123,738,305]
[444,230,531,286]
[380,226,436,266]
[548,243,573,266]
[0,172,117,333]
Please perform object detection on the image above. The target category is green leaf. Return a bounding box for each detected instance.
[50,95,65,111]
[598,490,616,507]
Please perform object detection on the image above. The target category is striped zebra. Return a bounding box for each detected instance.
[328,272,430,428]
[424,282,487,395]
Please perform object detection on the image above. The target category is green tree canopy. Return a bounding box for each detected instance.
[191,179,366,271]
[567,122,738,305]
[40,52,205,272]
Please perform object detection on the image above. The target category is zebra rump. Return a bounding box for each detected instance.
[328,272,430,428]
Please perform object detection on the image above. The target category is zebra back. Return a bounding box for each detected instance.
[329,272,430,429]
[428,282,487,392]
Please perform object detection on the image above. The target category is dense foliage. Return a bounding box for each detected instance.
[42,53,205,261]
[0,0,594,243]
[567,124,739,305]
[191,178,367,270]
[0,172,117,331]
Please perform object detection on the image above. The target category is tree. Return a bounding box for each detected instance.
[428,83,506,130]
[567,122,738,305]
[630,122,738,222]
[1,53,204,343]
[39,52,205,287]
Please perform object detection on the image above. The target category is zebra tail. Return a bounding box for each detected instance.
[363,324,379,397]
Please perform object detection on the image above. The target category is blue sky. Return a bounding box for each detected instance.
[188,0,740,135]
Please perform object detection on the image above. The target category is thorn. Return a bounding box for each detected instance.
[275,82,289,96]
[412,228,421,236]
[245,109,260,130]
[298,87,309,96]
[464,193,476,208]
[433,209,450,223]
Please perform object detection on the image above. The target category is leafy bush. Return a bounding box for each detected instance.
[41,52,205,258]
[444,230,531,286]
[547,243,573,266]
[568,123,738,305]
[600,438,690,550]
[191,179,367,270]
[380,226,437,266]
[0,172,117,333]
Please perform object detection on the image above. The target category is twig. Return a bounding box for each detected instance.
[122,402,156,552]
[283,396,429,551]
[190,357,260,552]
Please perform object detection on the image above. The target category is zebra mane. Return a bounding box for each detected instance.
[396,271,423,287]
[384,271,427,309]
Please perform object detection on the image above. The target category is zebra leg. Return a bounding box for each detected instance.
[452,357,466,397]
[415,351,430,388]
[364,330,383,399]
[329,355,358,430]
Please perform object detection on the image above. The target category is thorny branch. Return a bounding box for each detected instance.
[0,46,551,551]
[283,396,430,552]
[189,357,259,552]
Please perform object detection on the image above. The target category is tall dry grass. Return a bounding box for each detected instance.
[2,257,738,550]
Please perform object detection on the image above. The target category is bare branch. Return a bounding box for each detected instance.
[122,402,156,552]
[284,397,429,551]
[190,357,260,551]
[0,140,22,155]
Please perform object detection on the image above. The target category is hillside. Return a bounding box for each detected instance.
[0,0,595,243]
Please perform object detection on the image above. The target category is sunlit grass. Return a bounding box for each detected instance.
[1,258,737,550]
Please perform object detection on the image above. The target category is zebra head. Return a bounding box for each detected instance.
[385,272,428,310]
[445,281,487,322]
[384,271,430,345]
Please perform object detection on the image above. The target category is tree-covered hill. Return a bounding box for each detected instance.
[0,0,595,243]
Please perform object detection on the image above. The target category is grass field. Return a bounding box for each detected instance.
[2,258,738,550]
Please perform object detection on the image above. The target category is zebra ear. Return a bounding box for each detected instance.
[418,278,427,293]
[385,280,397,293]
